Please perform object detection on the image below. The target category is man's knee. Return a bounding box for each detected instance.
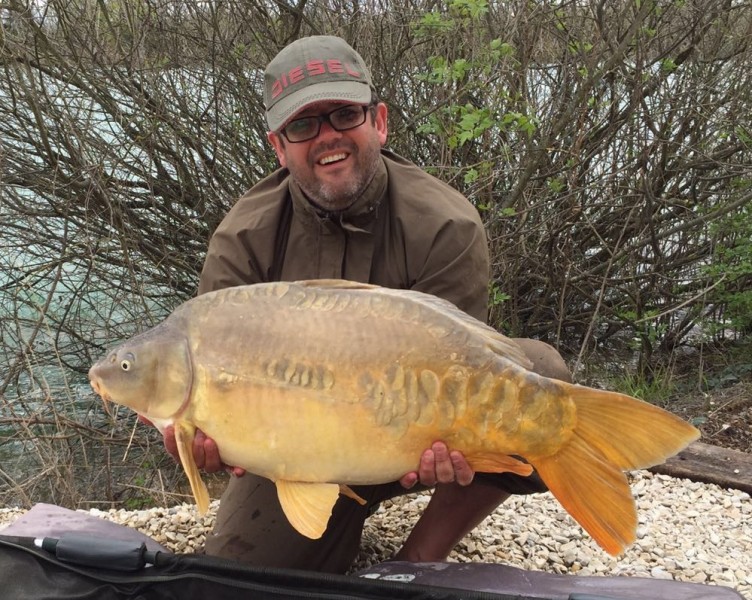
[511,338,571,383]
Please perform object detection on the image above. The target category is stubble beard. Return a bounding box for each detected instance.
[294,140,381,213]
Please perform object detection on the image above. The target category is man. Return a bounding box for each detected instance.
[159,35,570,573]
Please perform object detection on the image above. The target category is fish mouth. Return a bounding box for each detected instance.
[91,382,111,403]
[88,367,110,401]
[88,366,100,391]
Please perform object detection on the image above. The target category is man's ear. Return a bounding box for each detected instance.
[267,131,287,167]
[374,103,388,146]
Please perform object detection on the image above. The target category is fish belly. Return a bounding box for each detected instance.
[187,355,570,485]
[190,384,433,484]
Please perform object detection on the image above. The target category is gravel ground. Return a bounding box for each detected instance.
[1,470,749,599]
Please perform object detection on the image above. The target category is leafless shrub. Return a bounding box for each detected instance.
[1,0,750,508]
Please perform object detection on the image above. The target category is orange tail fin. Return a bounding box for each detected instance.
[531,386,699,555]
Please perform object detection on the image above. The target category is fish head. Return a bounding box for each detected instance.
[88,322,193,421]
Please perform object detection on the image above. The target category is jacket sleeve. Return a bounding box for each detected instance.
[409,214,490,323]
[197,228,264,295]
[198,171,292,296]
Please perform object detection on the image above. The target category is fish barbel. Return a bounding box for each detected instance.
[88,279,699,554]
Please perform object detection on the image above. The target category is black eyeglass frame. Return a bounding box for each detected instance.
[278,104,374,143]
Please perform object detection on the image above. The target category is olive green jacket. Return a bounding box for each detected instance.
[198,150,489,321]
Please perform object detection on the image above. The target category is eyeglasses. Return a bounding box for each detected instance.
[279,104,371,143]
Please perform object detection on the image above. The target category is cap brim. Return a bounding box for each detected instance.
[266,81,372,131]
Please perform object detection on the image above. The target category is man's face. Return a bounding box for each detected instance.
[267,101,388,212]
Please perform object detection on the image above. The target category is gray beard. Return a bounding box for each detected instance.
[296,141,381,213]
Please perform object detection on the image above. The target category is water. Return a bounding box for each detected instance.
[0,206,178,506]
[0,65,223,507]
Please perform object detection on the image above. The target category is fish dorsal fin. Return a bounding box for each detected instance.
[173,421,211,514]
[275,480,341,539]
[295,279,379,290]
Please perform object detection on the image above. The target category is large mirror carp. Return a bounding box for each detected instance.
[89,279,699,555]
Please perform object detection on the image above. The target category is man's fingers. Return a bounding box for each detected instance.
[450,450,474,486]
[160,424,243,475]
[228,466,247,478]
[431,441,456,484]
[412,442,477,487]
[417,448,438,486]
[163,425,179,459]
[399,471,419,490]
[192,429,207,469]
[202,435,225,473]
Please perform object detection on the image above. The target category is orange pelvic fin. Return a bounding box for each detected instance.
[275,480,340,539]
[531,385,699,556]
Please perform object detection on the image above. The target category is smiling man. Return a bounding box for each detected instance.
[269,102,386,212]
[157,35,570,574]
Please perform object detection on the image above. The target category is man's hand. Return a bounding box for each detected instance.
[138,415,245,477]
[399,441,474,489]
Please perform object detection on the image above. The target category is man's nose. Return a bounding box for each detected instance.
[316,119,342,140]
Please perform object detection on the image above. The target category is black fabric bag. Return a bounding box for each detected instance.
[1,533,745,600]
[0,505,744,600]
[0,534,526,600]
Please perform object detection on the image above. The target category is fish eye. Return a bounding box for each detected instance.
[120,352,136,372]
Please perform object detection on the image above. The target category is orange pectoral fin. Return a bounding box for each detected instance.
[465,452,535,477]
[174,421,211,514]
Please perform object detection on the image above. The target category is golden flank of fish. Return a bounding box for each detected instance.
[89,279,699,554]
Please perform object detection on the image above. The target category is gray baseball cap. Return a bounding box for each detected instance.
[264,36,373,131]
